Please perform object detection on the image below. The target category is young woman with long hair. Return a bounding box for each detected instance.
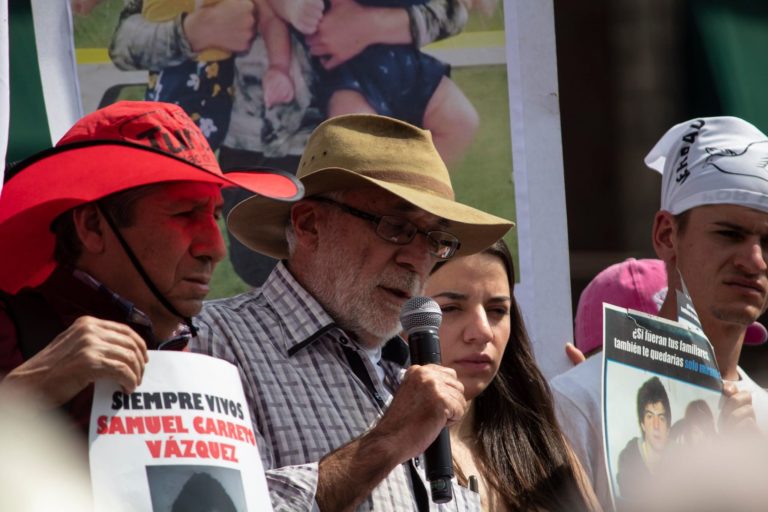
[425,239,600,511]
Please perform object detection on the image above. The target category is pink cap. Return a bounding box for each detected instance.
[745,321,768,346]
[575,258,667,354]
[575,258,768,351]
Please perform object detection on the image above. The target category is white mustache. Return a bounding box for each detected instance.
[379,271,422,297]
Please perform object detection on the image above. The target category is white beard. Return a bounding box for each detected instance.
[305,220,422,348]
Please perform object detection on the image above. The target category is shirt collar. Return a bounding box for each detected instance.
[71,267,152,328]
[382,336,410,366]
[68,267,188,350]
[264,262,338,356]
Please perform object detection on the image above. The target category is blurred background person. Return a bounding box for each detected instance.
[0,387,98,512]
[669,399,716,447]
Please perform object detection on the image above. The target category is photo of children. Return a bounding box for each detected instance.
[72,0,515,294]
[104,0,495,165]
[140,0,237,150]
[278,0,491,167]
[140,0,298,150]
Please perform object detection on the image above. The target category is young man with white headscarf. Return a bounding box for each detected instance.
[645,116,768,433]
[608,115,768,512]
[552,117,768,511]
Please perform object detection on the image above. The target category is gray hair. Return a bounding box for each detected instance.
[285,190,346,257]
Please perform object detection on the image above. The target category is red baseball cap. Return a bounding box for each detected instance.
[0,101,304,293]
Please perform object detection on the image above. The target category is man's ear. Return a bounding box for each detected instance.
[652,210,678,267]
[290,200,321,250]
[72,203,106,254]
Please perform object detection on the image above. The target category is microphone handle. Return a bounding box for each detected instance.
[409,328,454,504]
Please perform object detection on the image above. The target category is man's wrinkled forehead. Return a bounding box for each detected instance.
[153,180,224,201]
[681,203,768,230]
[101,181,222,216]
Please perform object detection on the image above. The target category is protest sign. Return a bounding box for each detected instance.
[90,351,271,512]
[602,303,722,510]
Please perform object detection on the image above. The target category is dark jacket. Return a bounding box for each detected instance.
[0,266,179,436]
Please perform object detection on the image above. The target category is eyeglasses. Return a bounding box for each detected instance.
[312,197,461,259]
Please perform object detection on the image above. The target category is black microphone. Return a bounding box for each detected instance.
[400,297,453,504]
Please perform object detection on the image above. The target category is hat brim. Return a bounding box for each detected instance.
[228,166,514,260]
[0,141,304,293]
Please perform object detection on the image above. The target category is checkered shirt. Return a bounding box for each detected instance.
[191,262,480,511]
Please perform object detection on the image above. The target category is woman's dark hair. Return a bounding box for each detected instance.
[433,239,593,510]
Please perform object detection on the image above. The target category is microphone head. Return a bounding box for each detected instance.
[400,296,442,335]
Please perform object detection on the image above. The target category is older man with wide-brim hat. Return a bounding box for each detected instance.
[192,114,512,511]
[0,100,303,434]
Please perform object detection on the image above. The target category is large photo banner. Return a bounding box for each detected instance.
[90,351,272,512]
[71,0,517,289]
[4,0,571,375]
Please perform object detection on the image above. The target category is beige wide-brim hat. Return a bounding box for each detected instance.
[228,114,514,259]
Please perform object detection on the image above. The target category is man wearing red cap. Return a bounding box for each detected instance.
[0,101,302,433]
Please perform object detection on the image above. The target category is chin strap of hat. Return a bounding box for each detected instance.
[96,203,198,337]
